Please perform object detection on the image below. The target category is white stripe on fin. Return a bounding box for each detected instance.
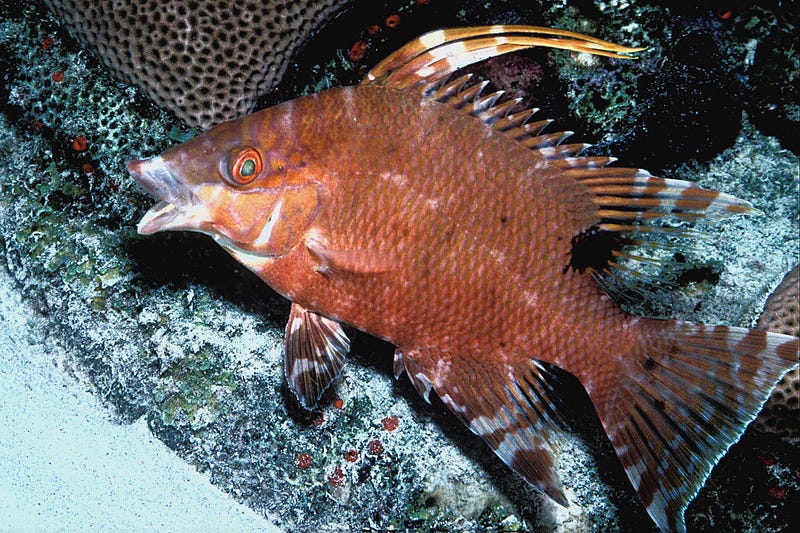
[362,25,644,91]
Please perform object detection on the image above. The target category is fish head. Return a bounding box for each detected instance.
[127,115,321,267]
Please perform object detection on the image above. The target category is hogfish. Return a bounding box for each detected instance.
[127,26,800,532]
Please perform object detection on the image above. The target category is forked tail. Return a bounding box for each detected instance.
[587,320,799,532]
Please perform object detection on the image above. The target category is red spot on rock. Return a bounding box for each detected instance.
[368,439,384,455]
[381,415,399,431]
[385,14,400,29]
[328,466,344,486]
[344,449,358,462]
[51,70,65,83]
[333,397,344,409]
[296,453,313,470]
[758,454,776,466]
[312,411,325,426]
[81,163,95,176]
[348,40,367,62]
[41,37,54,50]
[72,135,88,152]
[767,486,786,499]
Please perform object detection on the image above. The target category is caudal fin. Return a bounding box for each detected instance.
[588,320,799,532]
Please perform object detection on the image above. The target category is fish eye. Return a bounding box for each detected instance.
[225,146,263,185]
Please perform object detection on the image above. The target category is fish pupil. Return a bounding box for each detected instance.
[240,158,256,177]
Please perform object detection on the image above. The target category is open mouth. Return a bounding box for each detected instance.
[127,155,190,235]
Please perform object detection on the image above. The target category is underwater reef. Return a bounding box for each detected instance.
[0,0,798,531]
[34,0,353,130]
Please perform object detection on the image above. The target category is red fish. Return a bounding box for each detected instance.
[127,26,799,532]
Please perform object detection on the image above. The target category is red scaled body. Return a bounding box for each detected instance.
[128,26,799,533]
[250,86,624,379]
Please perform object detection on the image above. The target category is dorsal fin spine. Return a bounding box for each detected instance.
[429,74,473,101]
[477,98,521,124]
[363,25,644,90]
[451,81,490,109]
[548,156,617,169]
[505,119,553,140]
[535,144,591,159]
[522,131,575,149]
[494,108,540,131]
[468,91,505,115]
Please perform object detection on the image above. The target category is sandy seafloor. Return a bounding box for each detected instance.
[1,1,798,532]
[0,273,277,531]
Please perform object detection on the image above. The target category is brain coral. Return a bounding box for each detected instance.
[38,0,351,129]
[753,265,799,443]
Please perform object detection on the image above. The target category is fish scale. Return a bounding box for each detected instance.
[312,89,600,356]
[127,26,799,533]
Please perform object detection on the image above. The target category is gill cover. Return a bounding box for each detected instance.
[215,143,321,259]
[234,181,321,258]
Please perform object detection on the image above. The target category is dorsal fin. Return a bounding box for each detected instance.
[476,97,521,125]
[428,73,473,101]
[361,25,643,172]
[362,25,644,90]
[360,24,754,308]
[447,80,490,109]
[560,167,755,309]
[503,119,553,141]
[494,107,541,132]
[570,168,753,234]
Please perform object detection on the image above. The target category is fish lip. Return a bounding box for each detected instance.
[127,155,192,235]
[136,200,178,235]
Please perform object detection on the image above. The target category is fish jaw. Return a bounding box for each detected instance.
[127,155,211,235]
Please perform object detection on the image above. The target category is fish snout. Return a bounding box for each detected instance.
[127,156,183,203]
[127,155,198,235]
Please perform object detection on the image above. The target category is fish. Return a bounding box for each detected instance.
[126,26,800,532]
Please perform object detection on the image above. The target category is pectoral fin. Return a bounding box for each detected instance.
[305,238,394,275]
[284,303,350,409]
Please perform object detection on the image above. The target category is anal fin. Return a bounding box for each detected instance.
[394,349,435,403]
[398,349,571,506]
[284,302,350,409]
